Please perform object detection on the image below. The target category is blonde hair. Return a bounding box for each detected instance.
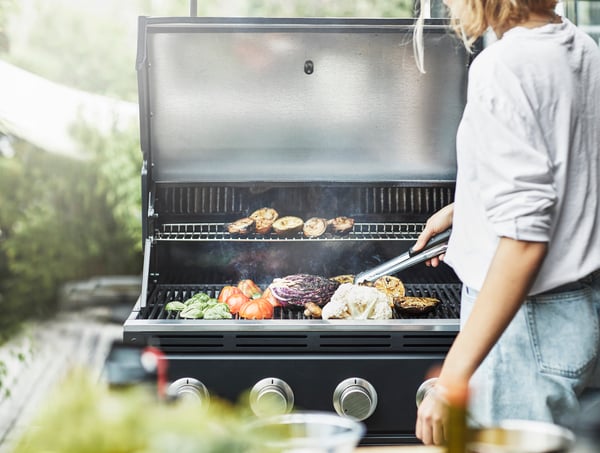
[413,0,558,72]
[447,0,558,49]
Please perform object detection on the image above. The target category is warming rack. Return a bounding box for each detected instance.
[155,222,425,241]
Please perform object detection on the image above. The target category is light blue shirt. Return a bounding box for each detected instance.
[445,18,600,295]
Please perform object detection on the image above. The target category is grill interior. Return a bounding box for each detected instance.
[139,183,462,321]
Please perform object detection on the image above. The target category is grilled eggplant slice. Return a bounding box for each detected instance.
[394,296,440,315]
[250,207,279,234]
[327,216,355,235]
[272,216,304,237]
[303,217,328,238]
[226,217,255,235]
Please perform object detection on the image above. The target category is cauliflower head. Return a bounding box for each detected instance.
[321,283,393,320]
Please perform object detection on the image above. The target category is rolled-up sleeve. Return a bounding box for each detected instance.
[466,65,557,242]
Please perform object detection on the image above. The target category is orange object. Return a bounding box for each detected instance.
[225,293,250,314]
[239,297,275,319]
[237,279,263,298]
[218,285,243,303]
[262,287,282,307]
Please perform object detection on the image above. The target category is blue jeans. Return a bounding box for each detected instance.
[461,269,600,428]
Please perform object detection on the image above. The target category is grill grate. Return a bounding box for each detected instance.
[139,283,461,321]
[155,222,425,241]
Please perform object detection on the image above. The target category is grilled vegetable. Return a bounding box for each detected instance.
[239,297,274,319]
[394,296,440,315]
[321,283,393,320]
[268,274,340,307]
[226,217,255,235]
[224,293,250,315]
[373,275,405,306]
[164,301,186,311]
[330,274,355,284]
[262,287,282,307]
[218,285,243,303]
[167,292,232,319]
[272,216,304,237]
[327,216,355,235]
[250,207,279,234]
[303,217,328,238]
[203,303,233,320]
[237,279,262,299]
[303,302,322,318]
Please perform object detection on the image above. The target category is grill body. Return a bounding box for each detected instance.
[125,16,473,444]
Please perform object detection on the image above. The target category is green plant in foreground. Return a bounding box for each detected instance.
[11,368,285,453]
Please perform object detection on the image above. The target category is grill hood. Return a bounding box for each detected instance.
[136,17,470,183]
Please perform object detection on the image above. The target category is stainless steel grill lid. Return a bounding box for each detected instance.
[137,17,470,183]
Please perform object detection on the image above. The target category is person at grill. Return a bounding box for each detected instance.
[412,0,600,446]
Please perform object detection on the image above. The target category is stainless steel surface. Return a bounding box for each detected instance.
[355,243,448,283]
[249,377,295,417]
[138,18,469,182]
[355,228,451,283]
[415,377,438,408]
[333,378,378,421]
[249,411,365,453]
[166,377,210,405]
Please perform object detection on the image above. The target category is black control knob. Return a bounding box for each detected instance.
[167,377,210,407]
[333,378,378,421]
[249,377,294,417]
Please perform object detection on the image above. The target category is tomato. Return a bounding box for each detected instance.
[262,287,281,308]
[225,293,250,315]
[238,297,274,320]
[218,285,243,303]
[237,279,262,299]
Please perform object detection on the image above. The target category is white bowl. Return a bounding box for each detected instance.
[468,419,575,453]
[251,411,365,453]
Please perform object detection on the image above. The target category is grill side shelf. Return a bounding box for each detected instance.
[155,222,425,241]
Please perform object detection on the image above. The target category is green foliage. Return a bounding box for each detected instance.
[240,0,415,17]
[12,369,275,453]
[0,122,142,339]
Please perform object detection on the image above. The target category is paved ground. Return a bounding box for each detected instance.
[0,310,124,452]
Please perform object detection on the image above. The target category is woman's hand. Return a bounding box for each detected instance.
[413,203,454,267]
[415,385,449,445]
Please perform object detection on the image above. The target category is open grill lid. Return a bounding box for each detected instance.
[136,17,471,183]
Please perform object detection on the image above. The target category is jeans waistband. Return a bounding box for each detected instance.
[540,268,600,295]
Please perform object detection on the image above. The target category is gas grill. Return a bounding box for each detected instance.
[124,15,472,445]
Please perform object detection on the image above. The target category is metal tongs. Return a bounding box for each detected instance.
[354,228,452,284]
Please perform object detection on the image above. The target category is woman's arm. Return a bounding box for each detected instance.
[415,236,548,445]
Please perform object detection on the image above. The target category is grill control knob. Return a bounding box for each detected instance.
[167,377,210,407]
[249,377,294,417]
[333,378,378,421]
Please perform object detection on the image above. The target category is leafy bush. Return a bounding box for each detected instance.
[0,121,142,340]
